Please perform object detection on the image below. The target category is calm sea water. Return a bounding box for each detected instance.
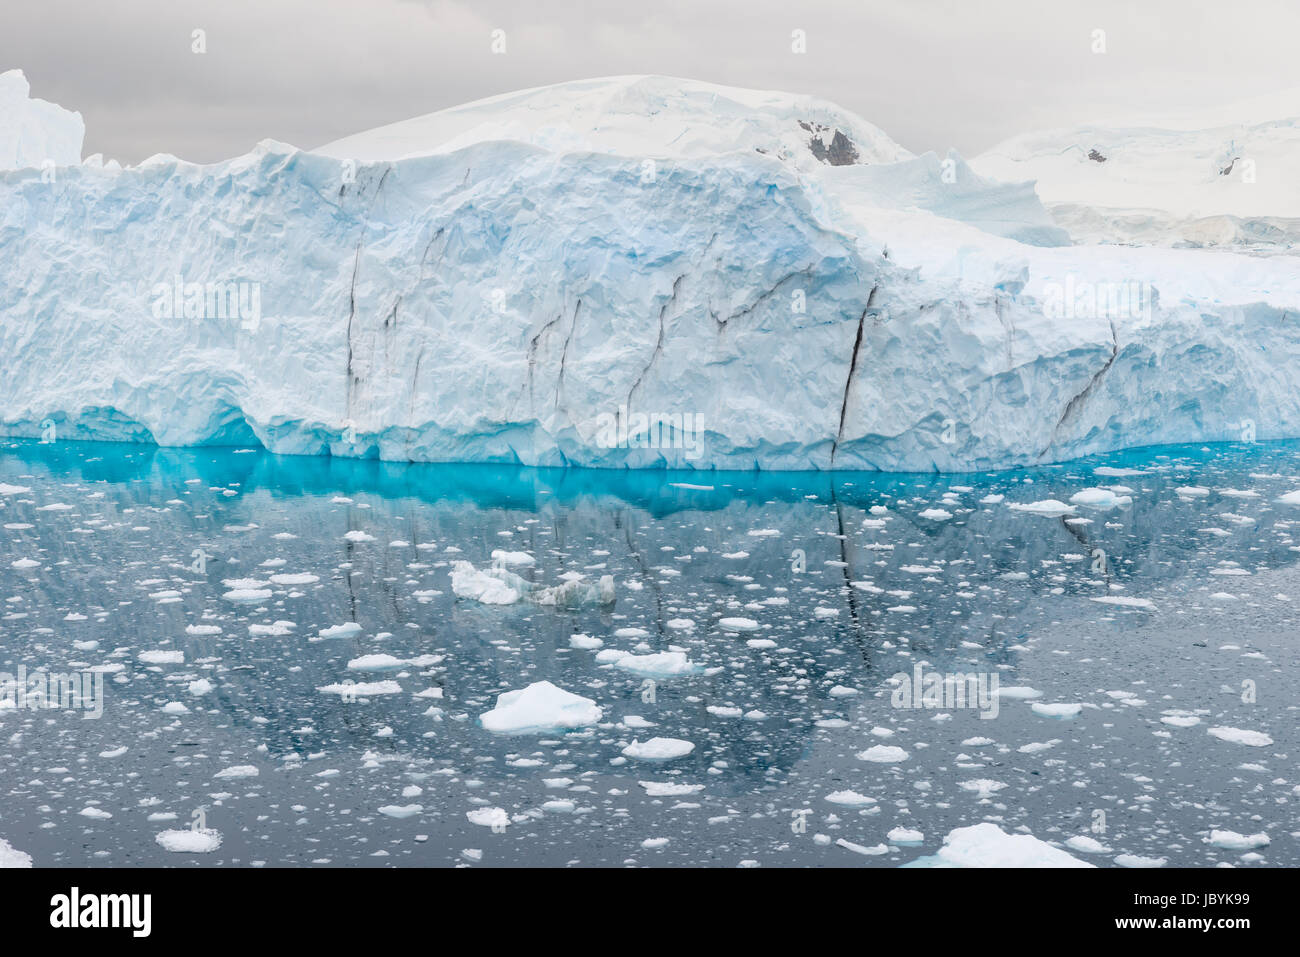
[0,438,1296,866]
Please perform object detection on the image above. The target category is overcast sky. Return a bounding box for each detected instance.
[5,0,1299,164]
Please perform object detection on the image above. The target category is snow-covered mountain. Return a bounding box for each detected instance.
[2,74,1299,471]
[972,88,1300,253]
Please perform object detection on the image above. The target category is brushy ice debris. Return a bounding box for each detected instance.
[317,680,402,696]
[1090,596,1156,610]
[478,681,602,734]
[1207,726,1273,747]
[639,781,704,796]
[622,737,695,760]
[825,790,875,806]
[138,650,184,664]
[466,807,510,829]
[451,560,614,608]
[717,617,759,632]
[1008,500,1075,517]
[836,839,889,856]
[156,828,222,853]
[1065,835,1111,854]
[1070,487,1132,508]
[612,651,699,678]
[910,823,1092,868]
[887,827,924,845]
[1031,702,1082,719]
[856,745,909,763]
[213,765,258,779]
[0,836,32,868]
[1206,830,1269,850]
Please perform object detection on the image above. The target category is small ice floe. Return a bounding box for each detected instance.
[378,804,423,819]
[746,638,776,649]
[0,837,32,868]
[1008,500,1074,517]
[1031,702,1082,720]
[490,550,535,566]
[479,681,602,734]
[1277,490,1300,505]
[1207,726,1273,747]
[1090,595,1155,610]
[992,686,1042,700]
[836,839,889,856]
[958,779,1007,799]
[222,588,272,603]
[269,573,319,585]
[1160,713,1200,728]
[11,558,39,569]
[612,651,699,678]
[622,715,656,728]
[1065,835,1111,854]
[856,745,909,763]
[138,650,184,665]
[666,618,695,630]
[825,790,875,806]
[887,827,924,845]
[1177,486,1211,498]
[250,621,296,636]
[707,705,742,718]
[347,654,412,671]
[829,685,858,697]
[188,678,213,696]
[747,529,780,537]
[569,634,603,649]
[1114,853,1166,868]
[0,483,32,495]
[813,607,839,618]
[622,737,695,760]
[466,808,510,829]
[639,781,704,796]
[316,680,402,696]
[317,622,362,639]
[156,829,222,853]
[717,617,759,632]
[1205,830,1269,850]
[160,702,189,714]
[99,746,128,759]
[343,530,375,542]
[185,624,221,636]
[906,823,1092,868]
[980,494,1005,504]
[543,800,576,814]
[213,765,258,780]
[1069,488,1131,509]
[79,807,112,820]
[451,560,614,608]
[918,508,952,521]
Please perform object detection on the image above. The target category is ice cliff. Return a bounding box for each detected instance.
[2,74,1299,471]
[0,70,83,171]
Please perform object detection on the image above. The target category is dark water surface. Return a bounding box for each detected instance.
[0,439,1296,866]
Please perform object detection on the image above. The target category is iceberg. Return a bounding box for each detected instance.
[3,74,1300,471]
[479,680,603,734]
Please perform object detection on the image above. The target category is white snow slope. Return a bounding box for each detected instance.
[3,74,1300,471]
[973,88,1300,253]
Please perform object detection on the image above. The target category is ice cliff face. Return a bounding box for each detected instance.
[0,70,83,171]
[2,74,1300,471]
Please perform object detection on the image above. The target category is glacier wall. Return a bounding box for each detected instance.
[3,78,1300,471]
[0,70,83,171]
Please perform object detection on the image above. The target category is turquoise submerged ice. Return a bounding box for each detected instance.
[0,437,1296,866]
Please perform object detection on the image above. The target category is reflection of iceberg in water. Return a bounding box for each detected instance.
[450,559,615,609]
